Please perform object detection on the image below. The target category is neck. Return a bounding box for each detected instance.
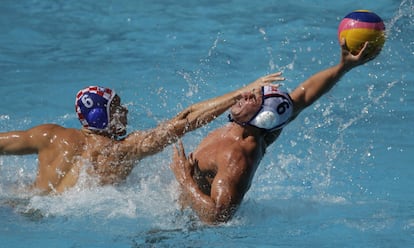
[228,122,268,160]
[229,121,264,139]
[81,128,118,140]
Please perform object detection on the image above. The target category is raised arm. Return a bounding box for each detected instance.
[129,72,285,158]
[290,41,380,117]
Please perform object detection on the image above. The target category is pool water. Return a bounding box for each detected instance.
[1,0,413,247]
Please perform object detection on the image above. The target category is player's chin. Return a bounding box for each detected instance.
[111,124,127,137]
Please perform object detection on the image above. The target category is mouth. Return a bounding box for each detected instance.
[114,124,127,137]
[116,124,126,132]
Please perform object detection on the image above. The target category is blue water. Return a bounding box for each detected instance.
[1,0,413,247]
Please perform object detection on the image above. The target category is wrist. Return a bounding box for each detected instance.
[338,61,353,75]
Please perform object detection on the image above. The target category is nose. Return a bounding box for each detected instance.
[117,105,128,114]
[122,105,128,114]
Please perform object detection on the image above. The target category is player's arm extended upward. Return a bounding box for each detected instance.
[290,41,378,117]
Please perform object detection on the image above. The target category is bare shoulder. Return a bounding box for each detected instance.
[117,129,148,156]
[0,124,83,154]
[29,124,75,135]
[196,132,248,173]
[122,129,147,146]
[29,123,65,132]
[28,124,83,142]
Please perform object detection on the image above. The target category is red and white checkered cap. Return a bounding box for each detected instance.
[75,86,116,130]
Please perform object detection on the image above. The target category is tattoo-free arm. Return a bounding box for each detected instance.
[0,125,55,155]
[130,72,285,159]
[290,41,379,117]
[170,141,243,224]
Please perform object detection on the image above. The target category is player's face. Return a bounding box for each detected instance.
[230,89,263,123]
[108,95,128,137]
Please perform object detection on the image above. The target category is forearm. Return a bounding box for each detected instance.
[171,72,284,133]
[175,89,242,131]
[186,73,274,116]
[290,62,351,114]
[177,176,220,224]
[290,40,375,116]
[134,73,283,157]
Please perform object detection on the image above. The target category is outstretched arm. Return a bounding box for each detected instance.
[170,72,284,132]
[290,40,380,117]
[263,41,380,147]
[130,72,285,158]
[0,124,57,155]
[0,131,36,155]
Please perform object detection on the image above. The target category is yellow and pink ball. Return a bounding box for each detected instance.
[338,10,386,56]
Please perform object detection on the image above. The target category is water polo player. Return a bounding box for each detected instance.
[76,86,127,139]
[228,85,293,132]
[0,74,282,193]
[170,40,379,225]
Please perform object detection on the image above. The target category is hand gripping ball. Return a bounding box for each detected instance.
[338,10,386,56]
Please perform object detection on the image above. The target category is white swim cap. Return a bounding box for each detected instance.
[247,85,293,131]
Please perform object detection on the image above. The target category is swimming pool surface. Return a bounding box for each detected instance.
[1,0,413,247]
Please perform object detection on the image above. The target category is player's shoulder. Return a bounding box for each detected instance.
[30,124,82,138]
[29,123,64,132]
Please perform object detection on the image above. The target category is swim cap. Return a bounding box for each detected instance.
[75,86,116,131]
[247,85,293,131]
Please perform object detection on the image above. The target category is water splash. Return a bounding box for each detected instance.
[259,27,296,73]
[339,80,398,132]
[386,0,414,37]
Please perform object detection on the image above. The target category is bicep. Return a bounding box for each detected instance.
[209,170,244,222]
[289,86,308,118]
[0,131,29,154]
